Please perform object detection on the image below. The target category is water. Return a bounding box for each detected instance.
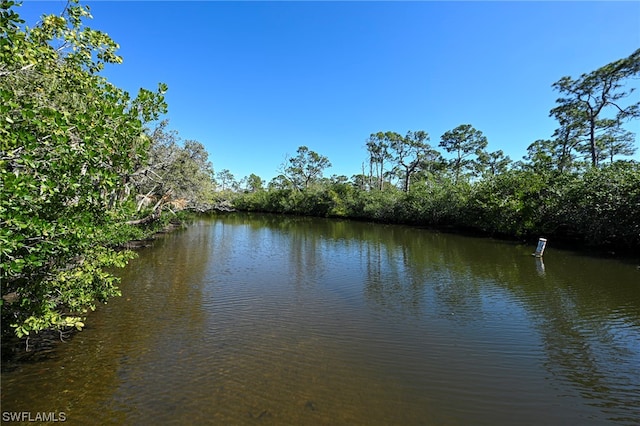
[2,213,639,425]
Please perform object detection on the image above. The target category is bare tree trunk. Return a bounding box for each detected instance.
[589,118,598,167]
[136,185,159,212]
[126,190,171,225]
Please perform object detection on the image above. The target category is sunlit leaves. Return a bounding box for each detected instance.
[1,1,167,338]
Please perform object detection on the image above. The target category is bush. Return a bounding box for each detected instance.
[559,162,640,248]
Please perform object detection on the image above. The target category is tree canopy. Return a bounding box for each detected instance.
[551,48,640,167]
[1,0,172,337]
[439,124,488,183]
[282,146,332,190]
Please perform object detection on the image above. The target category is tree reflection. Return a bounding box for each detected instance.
[219,212,640,424]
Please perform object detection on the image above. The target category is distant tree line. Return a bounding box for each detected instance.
[233,49,640,252]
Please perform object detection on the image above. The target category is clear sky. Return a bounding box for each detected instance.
[17,1,640,183]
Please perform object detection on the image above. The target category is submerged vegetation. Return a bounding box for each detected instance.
[1,0,638,341]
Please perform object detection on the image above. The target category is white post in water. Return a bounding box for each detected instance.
[533,237,547,257]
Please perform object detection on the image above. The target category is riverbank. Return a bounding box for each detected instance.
[0,212,193,368]
[226,208,640,266]
[232,164,640,260]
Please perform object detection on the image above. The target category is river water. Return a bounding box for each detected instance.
[2,213,639,425]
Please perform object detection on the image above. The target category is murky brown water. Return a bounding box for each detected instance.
[2,213,639,425]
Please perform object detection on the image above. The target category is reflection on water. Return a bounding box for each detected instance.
[2,213,639,425]
[535,256,546,276]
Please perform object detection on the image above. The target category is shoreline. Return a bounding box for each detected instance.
[3,210,637,369]
[1,215,190,369]
[231,209,640,264]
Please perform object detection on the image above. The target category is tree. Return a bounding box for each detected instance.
[521,140,557,174]
[351,173,369,190]
[245,173,264,192]
[412,149,446,185]
[521,132,585,176]
[169,139,215,203]
[136,120,181,197]
[549,106,586,173]
[476,149,511,177]
[268,174,293,190]
[388,130,433,192]
[216,169,236,192]
[1,0,168,337]
[521,139,586,174]
[551,49,640,167]
[439,124,488,183]
[132,121,215,212]
[332,174,349,184]
[365,132,392,190]
[594,119,636,164]
[283,146,331,190]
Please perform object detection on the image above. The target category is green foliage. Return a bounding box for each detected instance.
[365,132,393,191]
[234,159,640,252]
[134,120,215,211]
[356,189,403,221]
[551,48,640,167]
[388,130,436,192]
[465,170,551,236]
[11,246,134,338]
[3,1,636,343]
[245,173,264,192]
[405,178,469,226]
[557,162,640,248]
[1,1,168,337]
[216,169,236,192]
[476,149,511,177]
[282,146,332,190]
[439,124,488,183]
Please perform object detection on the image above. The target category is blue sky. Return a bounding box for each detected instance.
[18,1,640,182]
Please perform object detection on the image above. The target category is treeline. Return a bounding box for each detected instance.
[1,0,638,341]
[233,49,640,252]
[234,163,640,250]
[1,1,214,338]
